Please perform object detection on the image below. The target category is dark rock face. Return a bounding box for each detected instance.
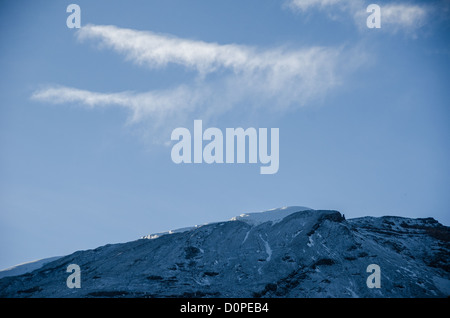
[0,209,448,298]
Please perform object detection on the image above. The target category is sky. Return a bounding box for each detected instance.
[0,0,449,270]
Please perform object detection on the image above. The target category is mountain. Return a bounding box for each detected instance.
[0,207,449,298]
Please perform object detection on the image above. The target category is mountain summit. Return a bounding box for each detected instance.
[0,207,449,297]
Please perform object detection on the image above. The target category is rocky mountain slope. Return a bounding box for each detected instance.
[0,207,448,298]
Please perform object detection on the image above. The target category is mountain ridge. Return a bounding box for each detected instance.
[0,207,448,298]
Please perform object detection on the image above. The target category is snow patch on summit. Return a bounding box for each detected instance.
[142,225,200,239]
[142,206,312,240]
[230,206,313,226]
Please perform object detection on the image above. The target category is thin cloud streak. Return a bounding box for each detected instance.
[76,24,345,83]
[31,85,204,124]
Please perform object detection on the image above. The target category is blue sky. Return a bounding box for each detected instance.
[0,0,449,269]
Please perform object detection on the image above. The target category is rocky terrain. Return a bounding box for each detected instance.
[0,207,448,298]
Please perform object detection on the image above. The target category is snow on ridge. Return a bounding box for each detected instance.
[142,206,313,240]
[230,206,313,226]
[141,225,199,239]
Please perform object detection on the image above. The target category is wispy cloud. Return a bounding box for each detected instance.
[32,24,366,141]
[285,0,352,12]
[77,24,252,75]
[76,24,345,88]
[285,0,433,35]
[31,85,202,124]
[381,4,429,30]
